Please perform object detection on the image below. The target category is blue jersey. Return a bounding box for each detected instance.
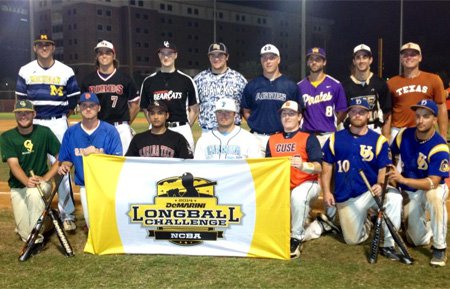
[322,129,391,203]
[391,128,449,191]
[16,60,80,119]
[59,121,122,186]
[241,75,298,134]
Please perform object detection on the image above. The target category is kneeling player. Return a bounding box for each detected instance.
[266,100,322,259]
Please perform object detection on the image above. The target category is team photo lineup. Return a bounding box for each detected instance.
[1,30,450,268]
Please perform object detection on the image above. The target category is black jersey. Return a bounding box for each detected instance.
[342,73,392,128]
[81,69,139,124]
[125,129,193,159]
[140,70,199,123]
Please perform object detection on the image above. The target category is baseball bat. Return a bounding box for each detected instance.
[31,171,74,258]
[359,170,413,265]
[19,173,62,261]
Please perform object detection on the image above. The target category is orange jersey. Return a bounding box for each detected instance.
[268,131,318,189]
[387,71,445,128]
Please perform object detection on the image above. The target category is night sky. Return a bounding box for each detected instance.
[227,0,450,83]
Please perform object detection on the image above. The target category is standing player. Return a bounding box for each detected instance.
[387,42,447,143]
[322,98,403,259]
[241,44,298,154]
[266,100,322,259]
[194,98,261,159]
[194,42,247,132]
[81,40,140,154]
[1,100,60,252]
[58,92,122,227]
[126,101,192,159]
[15,34,80,232]
[140,41,199,150]
[298,47,347,147]
[342,44,392,137]
[388,99,449,267]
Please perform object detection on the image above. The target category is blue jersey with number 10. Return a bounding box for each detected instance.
[322,129,391,203]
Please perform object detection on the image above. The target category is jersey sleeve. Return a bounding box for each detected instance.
[139,78,151,109]
[379,81,392,114]
[126,75,140,103]
[177,135,193,159]
[432,74,446,104]
[66,74,81,110]
[428,145,449,179]
[106,127,123,156]
[186,75,199,106]
[334,84,348,112]
[0,132,17,162]
[376,135,391,168]
[193,137,206,160]
[322,134,335,164]
[15,69,28,98]
[241,83,253,109]
[306,134,322,163]
[125,137,139,157]
[58,129,72,162]
[45,127,61,157]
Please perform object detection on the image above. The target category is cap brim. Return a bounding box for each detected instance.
[13,108,34,112]
[353,50,372,56]
[411,105,436,115]
[348,105,369,111]
[34,40,54,44]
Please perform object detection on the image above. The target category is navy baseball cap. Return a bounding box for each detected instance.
[208,42,228,55]
[158,41,177,53]
[411,99,438,116]
[307,47,326,59]
[348,98,370,111]
[34,34,54,45]
[79,92,99,104]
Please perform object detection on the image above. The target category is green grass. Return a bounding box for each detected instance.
[1,209,450,289]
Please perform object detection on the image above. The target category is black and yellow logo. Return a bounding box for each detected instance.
[128,172,243,246]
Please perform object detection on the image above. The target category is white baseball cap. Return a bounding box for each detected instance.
[214,98,237,113]
[279,100,300,113]
[94,40,115,53]
[353,44,372,56]
[260,44,280,57]
[400,42,421,55]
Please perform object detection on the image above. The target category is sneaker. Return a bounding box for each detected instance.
[63,220,77,232]
[316,213,341,235]
[380,246,401,261]
[290,238,302,259]
[430,248,447,267]
[32,240,47,256]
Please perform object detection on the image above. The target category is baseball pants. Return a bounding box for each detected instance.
[10,182,51,243]
[403,185,448,250]
[114,122,133,155]
[291,180,321,241]
[336,187,403,247]
[34,116,75,222]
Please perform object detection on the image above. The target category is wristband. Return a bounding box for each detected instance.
[426,177,435,190]
[301,162,316,174]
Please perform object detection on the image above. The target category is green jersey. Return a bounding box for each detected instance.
[1,124,60,188]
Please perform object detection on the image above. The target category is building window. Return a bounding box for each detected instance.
[160,3,165,10]
[97,9,102,16]
[136,27,141,33]
[129,0,135,5]
[97,24,103,30]
[136,42,141,48]
[187,7,192,14]
[136,13,140,19]
[138,0,143,7]
[144,28,149,34]
[106,25,112,31]
[144,42,149,48]
[106,10,111,16]
[143,14,148,20]
[161,18,165,23]
[168,4,172,11]
[194,9,198,15]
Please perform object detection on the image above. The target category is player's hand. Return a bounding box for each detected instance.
[323,191,335,208]
[386,164,404,185]
[58,164,71,176]
[81,146,98,156]
[371,183,382,197]
[26,175,41,188]
[290,155,303,169]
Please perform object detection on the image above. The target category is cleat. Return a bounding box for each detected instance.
[430,248,447,267]
[290,238,302,259]
[63,220,77,233]
[31,240,47,256]
[317,213,341,235]
[380,246,401,261]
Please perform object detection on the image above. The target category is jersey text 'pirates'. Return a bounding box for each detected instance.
[140,70,199,123]
[391,128,449,191]
[322,129,391,203]
[81,69,140,124]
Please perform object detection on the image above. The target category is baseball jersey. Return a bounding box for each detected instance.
[241,75,298,134]
[322,129,391,203]
[387,71,445,128]
[194,126,262,160]
[266,130,322,189]
[140,70,199,123]
[81,69,140,124]
[194,68,247,129]
[391,128,449,190]
[15,60,80,119]
[342,73,392,128]
[125,129,193,159]
[1,125,60,188]
[58,121,122,186]
[298,75,347,133]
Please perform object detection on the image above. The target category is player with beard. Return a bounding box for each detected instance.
[321,98,403,260]
[140,41,199,151]
[388,100,449,266]
[126,101,193,159]
[81,40,140,154]
[342,44,392,138]
[1,100,60,252]
[298,47,347,147]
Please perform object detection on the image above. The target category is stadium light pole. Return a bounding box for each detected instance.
[213,0,217,42]
[399,0,403,74]
[29,0,35,61]
[301,0,306,79]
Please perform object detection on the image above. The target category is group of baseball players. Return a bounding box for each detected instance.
[1,34,448,267]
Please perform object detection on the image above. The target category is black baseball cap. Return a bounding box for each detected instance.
[34,34,54,45]
[148,101,168,112]
[158,41,177,53]
[208,42,228,55]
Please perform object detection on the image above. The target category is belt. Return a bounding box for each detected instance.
[113,121,128,126]
[36,114,64,120]
[167,121,187,128]
[250,130,279,136]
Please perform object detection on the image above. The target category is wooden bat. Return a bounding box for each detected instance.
[359,170,413,265]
